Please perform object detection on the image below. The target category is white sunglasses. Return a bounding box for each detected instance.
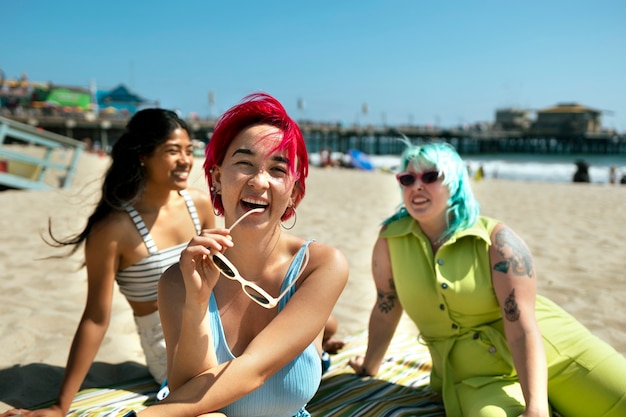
[210,208,309,308]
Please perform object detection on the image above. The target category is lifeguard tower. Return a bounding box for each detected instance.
[0,116,84,190]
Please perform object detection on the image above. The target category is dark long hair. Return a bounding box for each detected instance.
[48,108,190,255]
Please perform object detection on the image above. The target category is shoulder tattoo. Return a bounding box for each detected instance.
[504,288,521,321]
[376,279,397,313]
[493,228,534,279]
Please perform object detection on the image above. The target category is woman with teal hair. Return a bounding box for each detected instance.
[350,142,626,416]
[381,142,479,241]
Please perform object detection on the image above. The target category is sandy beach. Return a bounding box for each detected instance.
[1,151,625,411]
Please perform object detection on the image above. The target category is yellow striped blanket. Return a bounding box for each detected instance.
[37,331,446,416]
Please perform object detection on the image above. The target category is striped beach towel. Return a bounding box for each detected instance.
[34,378,159,417]
[308,331,445,416]
[36,331,445,416]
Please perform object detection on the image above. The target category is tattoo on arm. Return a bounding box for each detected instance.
[376,279,397,313]
[493,228,534,279]
[504,289,520,321]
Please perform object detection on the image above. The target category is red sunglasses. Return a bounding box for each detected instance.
[395,170,441,187]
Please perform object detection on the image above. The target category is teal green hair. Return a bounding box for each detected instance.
[383,141,480,243]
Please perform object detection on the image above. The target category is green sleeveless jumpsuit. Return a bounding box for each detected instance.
[382,215,626,416]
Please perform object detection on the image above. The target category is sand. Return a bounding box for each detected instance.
[1,151,625,411]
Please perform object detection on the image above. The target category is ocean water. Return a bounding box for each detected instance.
[310,152,626,184]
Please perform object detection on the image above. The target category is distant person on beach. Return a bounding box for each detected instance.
[319,147,335,167]
[349,142,626,416]
[82,137,94,152]
[573,159,590,183]
[475,163,485,181]
[338,152,354,168]
[0,109,215,417]
[133,93,348,417]
[609,165,617,184]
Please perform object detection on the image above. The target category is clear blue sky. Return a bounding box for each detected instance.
[2,0,625,131]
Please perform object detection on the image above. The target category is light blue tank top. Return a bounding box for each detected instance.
[209,240,320,417]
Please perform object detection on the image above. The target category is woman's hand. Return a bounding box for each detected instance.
[348,355,370,376]
[178,229,233,305]
[0,406,64,417]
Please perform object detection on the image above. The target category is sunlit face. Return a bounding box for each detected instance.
[212,124,297,226]
[142,128,193,190]
[401,161,450,226]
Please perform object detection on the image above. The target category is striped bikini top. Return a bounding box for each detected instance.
[115,189,201,302]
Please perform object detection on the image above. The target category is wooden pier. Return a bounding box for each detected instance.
[2,114,625,156]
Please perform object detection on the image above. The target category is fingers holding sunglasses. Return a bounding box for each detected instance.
[177,244,217,304]
[190,230,234,254]
[178,234,232,303]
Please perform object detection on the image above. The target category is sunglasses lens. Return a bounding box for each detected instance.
[243,286,271,305]
[422,171,440,184]
[398,173,415,186]
[397,171,440,186]
[212,255,236,277]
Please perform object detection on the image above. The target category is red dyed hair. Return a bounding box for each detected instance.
[203,93,309,220]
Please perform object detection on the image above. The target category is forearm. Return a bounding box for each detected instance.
[167,302,218,390]
[508,328,549,414]
[140,354,264,417]
[361,308,401,375]
[56,319,108,412]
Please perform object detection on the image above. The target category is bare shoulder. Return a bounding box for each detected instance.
[309,240,348,266]
[373,224,391,249]
[157,262,185,305]
[160,262,183,286]
[373,233,389,252]
[85,210,144,262]
[88,209,134,243]
[161,262,183,281]
[292,237,349,279]
[186,187,212,208]
[489,222,529,252]
[490,221,507,236]
[185,187,214,226]
[302,241,349,295]
[489,222,535,280]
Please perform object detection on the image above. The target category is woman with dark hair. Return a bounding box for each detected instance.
[1,108,214,417]
[134,93,349,417]
[350,142,626,416]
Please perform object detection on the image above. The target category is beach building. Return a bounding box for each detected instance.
[0,72,97,116]
[0,73,49,115]
[495,108,533,131]
[531,102,603,136]
[1,72,155,118]
[96,84,155,115]
[40,86,92,113]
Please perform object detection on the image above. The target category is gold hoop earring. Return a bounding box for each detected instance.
[281,207,297,230]
[210,187,222,216]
